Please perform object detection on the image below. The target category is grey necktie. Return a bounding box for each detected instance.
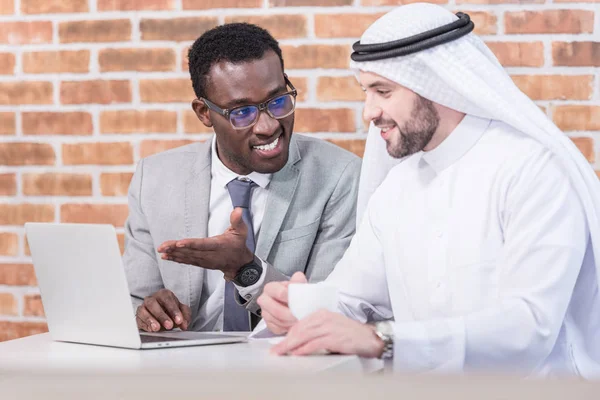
[223,178,256,331]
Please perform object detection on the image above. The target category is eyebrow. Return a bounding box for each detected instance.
[366,81,392,89]
[224,84,288,109]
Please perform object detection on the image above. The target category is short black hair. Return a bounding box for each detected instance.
[188,23,284,99]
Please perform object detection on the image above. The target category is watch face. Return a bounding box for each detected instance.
[239,267,260,286]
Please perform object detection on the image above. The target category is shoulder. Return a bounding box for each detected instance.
[139,140,209,173]
[293,135,361,176]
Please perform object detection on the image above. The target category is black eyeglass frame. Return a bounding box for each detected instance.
[200,75,298,130]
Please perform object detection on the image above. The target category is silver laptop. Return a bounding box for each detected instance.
[25,222,247,349]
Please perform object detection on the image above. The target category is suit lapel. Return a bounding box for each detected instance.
[256,137,301,262]
[184,139,212,309]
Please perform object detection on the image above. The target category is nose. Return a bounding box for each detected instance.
[362,97,382,123]
[252,109,279,137]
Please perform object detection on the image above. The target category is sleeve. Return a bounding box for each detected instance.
[388,151,589,374]
[122,159,165,311]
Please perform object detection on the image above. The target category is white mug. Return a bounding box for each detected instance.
[288,283,339,320]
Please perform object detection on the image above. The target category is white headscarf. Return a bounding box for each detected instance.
[351,3,600,376]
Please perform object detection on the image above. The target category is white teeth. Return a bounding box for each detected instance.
[253,136,279,151]
[380,126,395,133]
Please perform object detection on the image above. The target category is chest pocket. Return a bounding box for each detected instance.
[274,219,320,243]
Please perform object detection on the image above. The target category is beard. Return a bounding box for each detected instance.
[378,95,440,159]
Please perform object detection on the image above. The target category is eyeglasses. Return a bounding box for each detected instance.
[201,76,297,130]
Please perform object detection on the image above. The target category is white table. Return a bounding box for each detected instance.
[0,333,382,374]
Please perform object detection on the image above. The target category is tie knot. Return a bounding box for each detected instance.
[226,178,255,209]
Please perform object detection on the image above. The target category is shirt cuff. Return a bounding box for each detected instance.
[234,256,269,301]
[392,317,466,373]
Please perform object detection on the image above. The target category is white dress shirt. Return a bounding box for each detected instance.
[192,137,271,331]
[327,115,596,376]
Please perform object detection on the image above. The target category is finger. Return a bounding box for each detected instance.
[273,316,329,355]
[262,282,290,304]
[157,240,178,253]
[229,208,247,234]
[290,271,308,284]
[290,336,332,356]
[136,306,160,332]
[260,309,290,335]
[156,291,184,326]
[179,303,192,330]
[257,294,296,326]
[175,237,220,251]
[144,297,174,330]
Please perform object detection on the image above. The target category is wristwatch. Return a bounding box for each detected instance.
[232,254,263,287]
[373,321,394,359]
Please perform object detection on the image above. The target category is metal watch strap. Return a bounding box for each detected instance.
[374,321,394,360]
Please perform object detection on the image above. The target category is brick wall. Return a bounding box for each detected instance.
[0,0,599,341]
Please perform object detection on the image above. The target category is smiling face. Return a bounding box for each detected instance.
[192,50,294,175]
[359,71,440,159]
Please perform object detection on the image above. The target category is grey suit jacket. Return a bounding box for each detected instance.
[123,135,361,330]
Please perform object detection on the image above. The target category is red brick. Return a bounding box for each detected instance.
[0,264,37,286]
[224,15,307,39]
[61,80,131,105]
[553,106,600,131]
[140,17,218,41]
[326,139,365,158]
[21,0,88,14]
[61,204,129,227]
[62,143,134,165]
[100,173,133,197]
[295,108,355,133]
[0,173,16,195]
[270,0,352,5]
[552,42,600,67]
[23,294,45,317]
[183,0,261,8]
[0,21,53,44]
[23,173,93,196]
[22,112,93,135]
[140,140,197,158]
[100,110,177,134]
[315,13,384,38]
[0,233,18,256]
[465,11,497,35]
[512,75,593,101]
[0,293,17,316]
[0,321,48,342]
[59,20,131,43]
[183,111,217,134]
[505,10,594,34]
[317,77,363,102]
[0,143,55,166]
[0,82,53,105]
[282,45,351,69]
[99,48,176,72]
[0,112,16,135]
[571,137,594,163]
[0,0,14,14]
[486,41,544,67]
[363,0,446,4]
[0,204,54,225]
[0,52,15,74]
[23,50,90,74]
[98,0,176,10]
[140,79,196,103]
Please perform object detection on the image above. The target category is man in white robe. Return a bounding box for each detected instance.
[256,3,600,378]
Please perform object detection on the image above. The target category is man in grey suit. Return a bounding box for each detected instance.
[123,23,361,333]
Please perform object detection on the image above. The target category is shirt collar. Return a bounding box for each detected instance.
[211,136,272,190]
[421,114,491,174]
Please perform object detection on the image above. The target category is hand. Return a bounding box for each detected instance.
[157,208,253,280]
[135,289,191,332]
[257,272,307,335]
[271,310,384,358]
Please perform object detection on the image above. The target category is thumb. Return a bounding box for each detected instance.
[230,207,247,233]
[290,271,307,284]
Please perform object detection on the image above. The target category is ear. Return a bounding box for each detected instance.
[192,99,213,128]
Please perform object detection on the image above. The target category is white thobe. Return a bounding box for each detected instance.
[327,115,598,377]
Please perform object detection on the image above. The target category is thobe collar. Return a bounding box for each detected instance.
[421,114,491,174]
[211,136,272,190]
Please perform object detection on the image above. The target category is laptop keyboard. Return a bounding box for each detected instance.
[140,334,188,343]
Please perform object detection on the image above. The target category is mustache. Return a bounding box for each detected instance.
[373,118,396,128]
